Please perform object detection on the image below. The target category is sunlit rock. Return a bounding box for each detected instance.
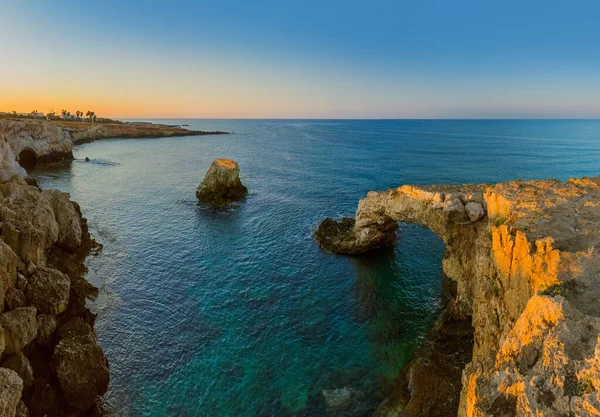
[196,158,248,207]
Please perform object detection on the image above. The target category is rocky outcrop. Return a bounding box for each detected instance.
[314,217,398,254]
[324,177,600,416]
[196,158,248,207]
[0,120,73,168]
[0,168,107,415]
[0,118,227,170]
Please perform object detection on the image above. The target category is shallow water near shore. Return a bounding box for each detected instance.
[31,119,600,417]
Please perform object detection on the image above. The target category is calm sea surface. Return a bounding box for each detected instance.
[31,119,600,416]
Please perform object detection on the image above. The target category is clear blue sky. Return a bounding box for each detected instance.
[2,0,599,118]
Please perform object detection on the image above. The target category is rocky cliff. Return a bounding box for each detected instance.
[0,120,73,169]
[337,177,600,416]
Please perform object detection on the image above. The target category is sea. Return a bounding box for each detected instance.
[30,119,600,417]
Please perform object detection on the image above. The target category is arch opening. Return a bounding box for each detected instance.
[18,148,37,169]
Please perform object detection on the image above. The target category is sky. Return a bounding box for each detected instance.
[1,0,600,118]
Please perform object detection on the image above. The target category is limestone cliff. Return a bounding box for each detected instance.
[341,177,600,416]
[0,120,108,416]
[0,120,73,169]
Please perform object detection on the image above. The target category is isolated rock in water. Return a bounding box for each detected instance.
[465,201,485,222]
[52,333,109,410]
[0,307,37,354]
[0,368,23,417]
[314,216,398,255]
[26,267,70,315]
[196,158,248,206]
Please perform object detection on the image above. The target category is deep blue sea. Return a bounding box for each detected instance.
[31,119,600,417]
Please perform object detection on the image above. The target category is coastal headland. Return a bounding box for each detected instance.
[322,179,600,416]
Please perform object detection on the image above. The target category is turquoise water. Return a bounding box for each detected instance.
[32,120,600,417]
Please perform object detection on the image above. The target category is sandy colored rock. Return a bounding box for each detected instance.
[196,158,248,206]
[336,176,600,416]
[0,307,37,354]
[0,368,23,417]
[26,267,70,315]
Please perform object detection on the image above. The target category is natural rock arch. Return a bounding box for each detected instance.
[329,178,600,416]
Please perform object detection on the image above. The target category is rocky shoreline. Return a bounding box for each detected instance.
[321,178,600,416]
[0,118,230,417]
[0,118,228,168]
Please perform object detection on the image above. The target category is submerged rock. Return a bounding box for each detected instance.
[314,216,398,255]
[322,387,364,413]
[196,158,248,207]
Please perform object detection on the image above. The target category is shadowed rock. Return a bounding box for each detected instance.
[52,321,109,410]
[314,216,398,254]
[196,158,248,207]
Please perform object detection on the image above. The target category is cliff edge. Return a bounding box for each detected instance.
[338,177,600,416]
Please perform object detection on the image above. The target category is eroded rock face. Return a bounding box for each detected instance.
[330,176,600,416]
[196,158,248,206]
[0,119,73,168]
[314,216,398,254]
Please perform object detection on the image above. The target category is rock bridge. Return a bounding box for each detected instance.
[325,177,600,416]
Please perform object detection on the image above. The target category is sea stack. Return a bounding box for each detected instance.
[196,158,248,207]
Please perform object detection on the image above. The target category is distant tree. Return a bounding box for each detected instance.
[61,109,68,119]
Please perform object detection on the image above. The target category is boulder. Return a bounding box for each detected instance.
[42,190,82,251]
[465,201,485,222]
[36,314,58,347]
[314,217,398,255]
[0,368,23,417]
[52,333,109,410]
[5,289,26,311]
[1,352,33,392]
[196,159,248,206]
[26,267,70,315]
[0,307,38,354]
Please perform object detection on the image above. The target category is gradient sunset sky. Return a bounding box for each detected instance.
[2,0,599,118]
